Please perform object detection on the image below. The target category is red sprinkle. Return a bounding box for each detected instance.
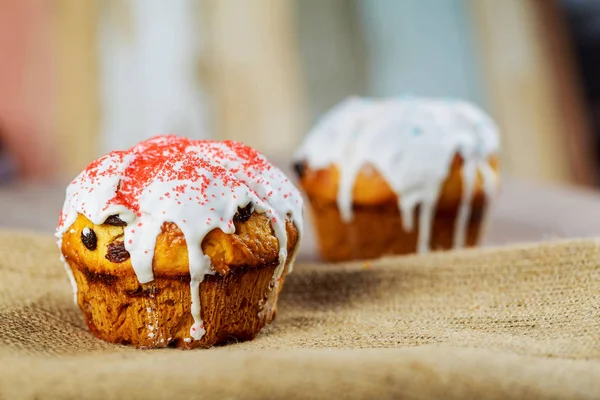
[72,136,290,227]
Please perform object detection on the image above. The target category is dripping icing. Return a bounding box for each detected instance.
[56,135,303,341]
[295,96,499,252]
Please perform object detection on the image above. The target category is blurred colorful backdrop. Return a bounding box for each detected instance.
[0,0,598,188]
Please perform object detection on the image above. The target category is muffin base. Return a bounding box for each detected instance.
[68,260,281,349]
[307,196,485,262]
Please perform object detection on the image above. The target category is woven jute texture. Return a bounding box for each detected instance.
[1,231,600,399]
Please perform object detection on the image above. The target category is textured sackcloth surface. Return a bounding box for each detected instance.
[1,231,600,399]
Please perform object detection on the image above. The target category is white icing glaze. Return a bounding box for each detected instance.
[56,135,303,341]
[295,96,500,252]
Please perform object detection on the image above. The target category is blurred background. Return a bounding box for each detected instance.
[1,0,600,188]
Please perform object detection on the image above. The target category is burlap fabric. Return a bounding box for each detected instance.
[1,231,600,399]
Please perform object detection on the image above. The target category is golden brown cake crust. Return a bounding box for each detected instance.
[307,196,484,262]
[61,212,299,348]
[61,212,299,277]
[297,154,500,211]
[296,153,499,261]
[71,259,283,349]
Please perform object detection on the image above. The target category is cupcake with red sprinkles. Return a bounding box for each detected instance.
[56,135,303,349]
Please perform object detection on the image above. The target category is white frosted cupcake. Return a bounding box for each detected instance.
[57,135,303,348]
[293,96,500,261]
